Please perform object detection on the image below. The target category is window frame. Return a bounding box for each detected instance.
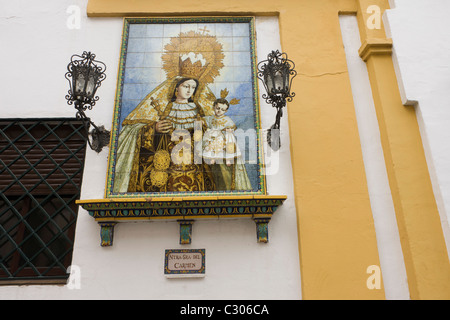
[0,118,87,285]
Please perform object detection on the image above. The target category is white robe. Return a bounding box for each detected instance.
[200,115,252,191]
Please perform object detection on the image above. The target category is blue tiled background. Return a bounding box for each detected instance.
[117,21,260,191]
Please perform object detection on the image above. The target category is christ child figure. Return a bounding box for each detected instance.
[200,89,252,191]
[201,92,240,165]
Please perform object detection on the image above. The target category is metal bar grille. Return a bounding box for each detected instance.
[0,118,87,283]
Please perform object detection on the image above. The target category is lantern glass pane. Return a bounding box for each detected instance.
[85,73,96,98]
[273,71,284,93]
[75,73,85,95]
[283,65,290,92]
[264,71,274,95]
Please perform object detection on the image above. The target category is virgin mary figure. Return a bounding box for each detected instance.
[112,30,225,193]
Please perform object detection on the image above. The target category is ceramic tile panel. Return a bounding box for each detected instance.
[106,17,265,198]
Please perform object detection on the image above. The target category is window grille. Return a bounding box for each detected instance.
[0,118,87,284]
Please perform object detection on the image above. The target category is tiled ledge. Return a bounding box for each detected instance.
[76,195,287,246]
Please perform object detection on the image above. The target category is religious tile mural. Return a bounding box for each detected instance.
[106,17,266,197]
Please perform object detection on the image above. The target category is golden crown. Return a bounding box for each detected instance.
[178,54,209,79]
[220,88,240,105]
[162,31,224,84]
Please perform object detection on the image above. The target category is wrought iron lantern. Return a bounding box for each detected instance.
[257,50,297,151]
[65,51,110,153]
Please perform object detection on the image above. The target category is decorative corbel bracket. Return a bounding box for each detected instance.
[254,218,271,243]
[179,220,194,245]
[77,195,286,247]
[358,38,393,62]
[99,222,117,247]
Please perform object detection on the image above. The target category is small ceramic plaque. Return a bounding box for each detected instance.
[164,249,205,278]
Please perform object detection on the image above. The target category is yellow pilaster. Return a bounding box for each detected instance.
[356,0,450,299]
[279,2,384,300]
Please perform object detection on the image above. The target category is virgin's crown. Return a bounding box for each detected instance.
[179,53,209,79]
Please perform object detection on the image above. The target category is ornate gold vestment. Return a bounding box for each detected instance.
[112,30,225,194]
[127,103,216,193]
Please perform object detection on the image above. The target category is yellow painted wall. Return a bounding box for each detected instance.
[87,0,450,299]
[277,2,384,299]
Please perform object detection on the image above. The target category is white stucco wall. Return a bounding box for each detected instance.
[6,0,449,300]
[0,0,301,299]
[384,0,450,258]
